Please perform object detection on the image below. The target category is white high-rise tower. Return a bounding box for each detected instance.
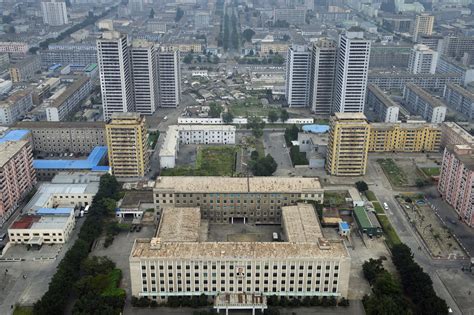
[41,0,68,26]
[408,44,438,74]
[131,40,159,115]
[285,45,311,108]
[333,30,371,113]
[157,48,181,108]
[97,31,134,120]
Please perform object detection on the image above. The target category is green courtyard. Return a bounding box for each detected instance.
[377,158,408,187]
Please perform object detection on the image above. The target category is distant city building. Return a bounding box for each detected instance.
[45,76,93,121]
[285,45,311,108]
[418,35,444,51]
[365,84,399,123]
[369,44,411,69]
[368,70,462,91]
[40,44,97,68]
[194,11,210,29]
[443,83,474,119]
[41,0,69,26]
[0,42,29,54]
[9,56,41,83]
[0,137,36,221]
[0,53,9,71]
[382,16,413,33]
[408,44,438,75]
[403,83,447,123]
[128,0,144,13]
[440,122,474,150]
[157,48,181,108]
[273,9,306,26]
[147,20,168,34]
[105,113,149,178]
[333,30,371,113]
[326,113,370,176]
[441,36,474,60]
[97,31,134,120]
[0,90,34,126]
[309,39,337,115]
[14,121,106,154]
[412,14,434,42]
[159,125,236,169]
[131,40,159,115]
[369,122,441,152]
[437,55,474,87]
[438,145,474,227]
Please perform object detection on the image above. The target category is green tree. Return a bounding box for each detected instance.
[267,110,279,123]
[222,112,234,123]
[355,181,369,192]
[149,8,155,18]
[209,103,222,118]
[362,258,384,285]
[81,256,116,277]
[247,116,265,130]
[242,28,255,42]
[183,53,193,64]
[251,154,277,176]
[280,109,289,122]
[284,124,299,144]
[175,7,184,22]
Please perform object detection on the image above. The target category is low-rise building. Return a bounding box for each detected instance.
[0,42,28,54]
[0,89,34,126]
[0,136,36,223]
[153,176,324,223]
[45,76,93,121]
[40,44,97,69]
[14,121,106,154]
[403,83,447,123]
[437,56,474,87]
[273,9,306,25]
[438,145,474,227]
[8,208,75,245]
[159,125,236,169]
[9,56,41,83]
[116,190,154,219]
[365,84,400,123]
[369,122,441,152]
[353,206,382,237]
[443,83,474,120]
[368,70,462,91]
[440,122,474,150]
[130,204,350,305]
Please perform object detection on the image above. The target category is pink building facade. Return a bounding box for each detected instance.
[0,140,36,222]
[438,145,474,227]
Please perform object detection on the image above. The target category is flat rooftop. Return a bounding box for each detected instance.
[154,176,322,193]
[156,207,201,242]
[371,122,440,130]
[14,121,105,129]
[405,83,446,108]
[333,112,368,121]
[0,129,29,143]
[131,239,348,260]
[0,140,28,167]
[367,84,400,108]
[121,190,154,208]
[282,203,323,243]
[33,146,108,170]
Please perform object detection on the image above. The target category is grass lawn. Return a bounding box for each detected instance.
[324,191,349,207]
[229,98,271,117]
[377,158,408,187]
[377,214,402,248]
[13,306,33,315]
[372,202,385,214]
[148,131,160,149]
[420,167,440,177]
[196,146,237,176]
[365,190,377,202]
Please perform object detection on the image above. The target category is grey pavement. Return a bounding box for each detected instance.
[262,131,292,175]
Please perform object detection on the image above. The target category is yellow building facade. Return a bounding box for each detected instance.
[369,123,441,152]
[326,113,370,176]
[105,113,150,178]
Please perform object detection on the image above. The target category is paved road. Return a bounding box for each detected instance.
[262,131,292,174]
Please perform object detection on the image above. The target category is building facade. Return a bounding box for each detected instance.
[369,122,441,152]
[40,44,97,68]
[443,83,474,119]
[285,45,311,108]
[45,76,93,121]
[368,70,461,91]
[408,44,438,75]
[326,113,370,176]
[437,56,474,87]
[97,31,134,120]
[333,31,371,113]
[0,90,34,126]
[14,121,106,154]
[273,9,306,25]
[0,42,28,54]
[309,39,336,115]
[0,140,36,220]
[9,56,41,83]
[369,44,411,69]
[41,0,69,26]
[412,14,434,42]
[441,36,474,59]
[157,49,181,108]
[106,113,150,178]
[131,40,159,115]
[438,145,474,227]
[365,84,399,123]
[403,83,447,123]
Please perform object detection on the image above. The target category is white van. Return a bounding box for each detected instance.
[383,202,389,210]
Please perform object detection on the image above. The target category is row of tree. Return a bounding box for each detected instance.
[132,294,211,308]
[249,150,277,176]
[266,295,349,307]
[33,174,123,315]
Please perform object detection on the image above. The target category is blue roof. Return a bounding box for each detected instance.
[302,124,330,134]
[339,221,350,230]
[0,130,30,143]
[36,207,74,215]
[33,146,108,170]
